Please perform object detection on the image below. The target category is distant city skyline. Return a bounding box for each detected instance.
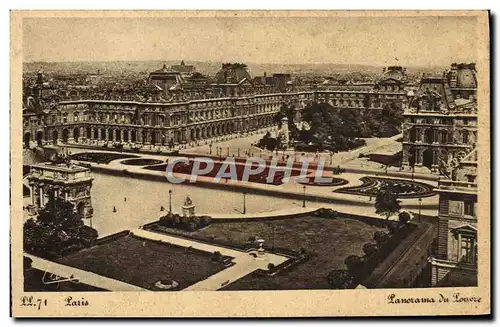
[23,15,478,67]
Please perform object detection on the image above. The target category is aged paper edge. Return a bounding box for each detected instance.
[10,10,491,317]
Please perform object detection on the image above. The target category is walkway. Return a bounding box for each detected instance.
[206,206,319,220]
[25,253,148,292]
[131,229,288,291]
[362,216,438,288]
[77,156,439,218]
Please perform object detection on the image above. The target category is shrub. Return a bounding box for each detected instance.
[362,243,378,257]
[386,220,400,234]
[373,231,390,244]
[344,255,364,279]
[23,256,33,271]
[192,216,201,226]
[187,222,198,232]
[211,251,222,262]
[332,165,345,175]
[267,263,276,270]
[248,236,256,243]
[398,211,411,225]
[113,143,124,150]
[315,208,338,218]
[160,213,212,231]
[201,216,212,227]
[327,269,355,289]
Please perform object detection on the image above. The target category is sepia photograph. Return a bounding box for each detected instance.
[10,10,490,317]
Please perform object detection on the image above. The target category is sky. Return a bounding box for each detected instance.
[22,15,479,66]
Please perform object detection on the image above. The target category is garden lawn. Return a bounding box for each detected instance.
[184,216,385,290]
[55,235,228,290]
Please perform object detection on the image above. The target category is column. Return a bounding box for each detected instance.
[432,149,439,172]
[39,185,44,207]
[30,183,35,206]
[402,147,409,168]
[416,148,424,167]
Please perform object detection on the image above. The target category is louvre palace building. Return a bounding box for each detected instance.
[401,63,477,172]
[22,62,409,149]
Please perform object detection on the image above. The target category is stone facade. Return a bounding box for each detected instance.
[22,66,408,149]
[401,63,478,173]
[429,149,478,287]
[26,162,94,222]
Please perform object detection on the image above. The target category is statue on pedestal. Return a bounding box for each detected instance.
[182,196,195,217]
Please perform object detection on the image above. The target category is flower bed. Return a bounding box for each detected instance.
[120,158,164,166]
[144,160,307,185]
[70,152,139,164]
[335,176,436,198]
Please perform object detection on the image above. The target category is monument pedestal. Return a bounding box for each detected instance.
[256,238,267,260]
[182,205,196,217]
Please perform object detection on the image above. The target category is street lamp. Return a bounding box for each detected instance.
[169,190,173,214]
[302,185,306,208]
[243,192,247,214]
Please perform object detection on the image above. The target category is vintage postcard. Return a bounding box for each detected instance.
[10,10,490,317]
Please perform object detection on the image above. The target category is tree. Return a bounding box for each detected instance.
[327,269,355,289]
[386,220,399,234]
[373,231,390,244]
[398,211,411,225]
[344,255,364,279]
[362,243,379,256]
[23,198,98,258]
[375,186,401,220]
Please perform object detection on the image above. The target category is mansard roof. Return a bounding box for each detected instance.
[378,66,407,84]
[171,61,195,74]
[150,64,180,75]
[410,77,456,110]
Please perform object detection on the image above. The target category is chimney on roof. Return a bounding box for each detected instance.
[264,72,267,78]
[36,70,43,85]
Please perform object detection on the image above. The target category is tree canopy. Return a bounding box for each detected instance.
[327,269,355,289]
[24,198,98,258]
[375,186,402,220]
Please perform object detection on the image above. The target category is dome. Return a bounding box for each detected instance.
[379,66,407,83]
[214,63,252,84]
